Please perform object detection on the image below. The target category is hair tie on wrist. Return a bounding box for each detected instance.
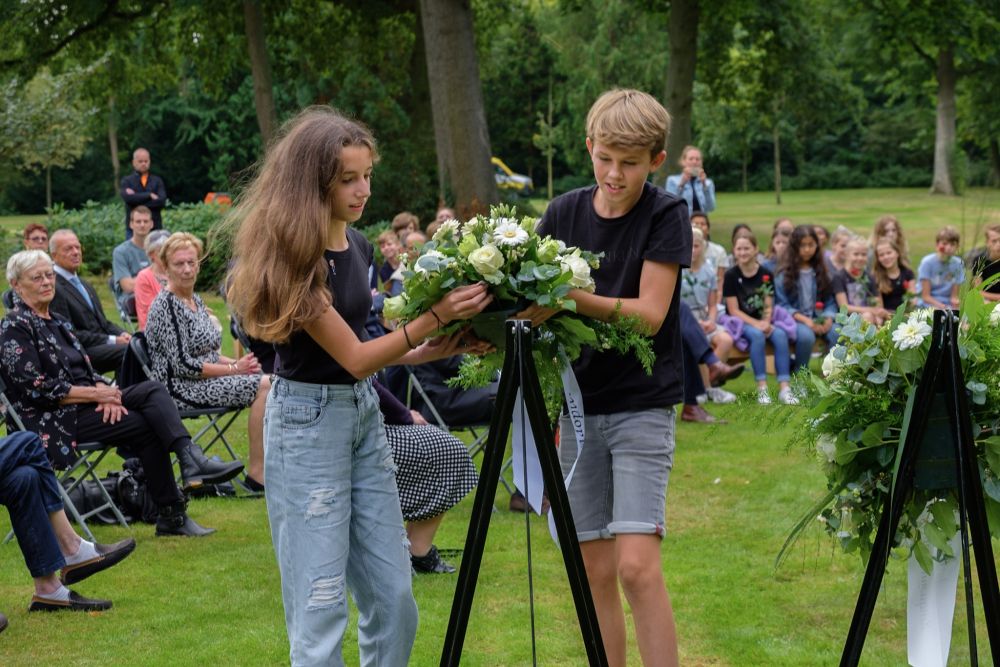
[402,323,416,350]
[428,306,444,329]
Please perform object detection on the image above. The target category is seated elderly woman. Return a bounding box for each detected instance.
[144,232,270,490]
[0,431,135,619]
[134,229,171,329]
[0,250,244,537]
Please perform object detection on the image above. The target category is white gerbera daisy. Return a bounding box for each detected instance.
[493,219,529,247]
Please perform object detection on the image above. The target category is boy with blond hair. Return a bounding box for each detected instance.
[525,88,689,666]
[917,225,964,309]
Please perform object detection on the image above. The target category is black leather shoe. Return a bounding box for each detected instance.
[411,545,456,574]
[61,538,136,585]
[155,503,216,537]
[176,443,244,491]
[29,590,112,612]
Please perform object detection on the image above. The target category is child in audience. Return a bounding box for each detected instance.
[723,232,796,405]
[682,227,736,403]
[917,225,964,310]
[773,217,794,238]
[376,230,403,287]
[972,222,1000,302]
[833,238,890,326]
[391,210,420,237]
[813,225,830,252]
[763,229,789,273]
[690,212,728,285]
[775,225,837,371]
[869,214,910,264]
[872,238,915,312]
[826,226,854,273]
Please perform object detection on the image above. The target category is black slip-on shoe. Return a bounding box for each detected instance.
[60,538,136,586]
[29,590,112,612]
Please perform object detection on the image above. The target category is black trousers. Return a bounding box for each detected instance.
[75,380,187,507]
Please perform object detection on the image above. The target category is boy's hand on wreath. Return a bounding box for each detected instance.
[515,303,560,328]
[433,283,493,323]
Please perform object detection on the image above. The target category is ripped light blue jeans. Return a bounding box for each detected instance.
[265,377,417,667]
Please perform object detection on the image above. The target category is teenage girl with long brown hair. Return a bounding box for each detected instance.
[228,107,491,666]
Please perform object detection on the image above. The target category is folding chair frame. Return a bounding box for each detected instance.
[0,383,129,543]
[128,335,245,466]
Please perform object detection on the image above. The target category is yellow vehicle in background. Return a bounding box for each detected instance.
[492,157,534,195]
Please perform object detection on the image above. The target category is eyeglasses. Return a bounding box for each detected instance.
[24,271,56,284]
[28,236,48,242]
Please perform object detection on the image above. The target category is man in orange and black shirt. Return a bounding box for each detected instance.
[120,147,166,238]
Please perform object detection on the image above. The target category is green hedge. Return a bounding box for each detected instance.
[14,201,232,292]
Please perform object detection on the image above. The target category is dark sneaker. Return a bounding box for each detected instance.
[29,590,112,612]
[61,538,136,585]
[411,545,456,574]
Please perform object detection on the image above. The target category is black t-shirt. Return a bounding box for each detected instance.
[536,182,691,413]
[275,227,374,385]
[973,253,1000,295]
[879,266,915,311]
[831,268,877,307]
[723,264,773,320]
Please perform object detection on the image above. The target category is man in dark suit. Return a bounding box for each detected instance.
[49,230,131,374]
[120,147,166,238]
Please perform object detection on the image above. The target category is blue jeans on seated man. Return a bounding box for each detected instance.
[0,432,66,578]
[265,377,417,666]
[742,325,791,383]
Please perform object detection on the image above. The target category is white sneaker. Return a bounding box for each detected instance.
[696,393,708,405]
[757,387,772,405]
[706,386,737,404]
[778,388,800,405]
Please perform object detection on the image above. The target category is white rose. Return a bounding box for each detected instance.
[821,349,843,378]
[990,303,1000,326]
[468,244,505,281]
[561,255,593,289]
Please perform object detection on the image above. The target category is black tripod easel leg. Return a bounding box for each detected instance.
[839,311,1000,666]
[440,320,608,667]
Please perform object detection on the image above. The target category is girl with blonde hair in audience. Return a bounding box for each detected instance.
[227,106,491,666]
[825,225,854,273]
[832,237,890,326]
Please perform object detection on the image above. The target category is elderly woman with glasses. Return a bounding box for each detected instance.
[22,223,49,251]
[144,233,271,490]
[0,250,244,537]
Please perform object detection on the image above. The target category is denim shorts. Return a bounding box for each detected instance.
[558,407,676,542]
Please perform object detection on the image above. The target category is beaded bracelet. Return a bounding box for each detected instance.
[402,323,416,350]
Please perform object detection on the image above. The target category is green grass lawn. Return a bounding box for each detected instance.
[0,189,998,665]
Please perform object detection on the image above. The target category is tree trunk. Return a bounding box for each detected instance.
[773,122,782,205]
[46,165,52,213]
[108,94,119,195]
[741,147,748,193]
[664,0,699,184]
[406,5,441,206]
[929,46,957,196]
[419,0,498,218]
[243,0,277,146]
[989,138,1000,188]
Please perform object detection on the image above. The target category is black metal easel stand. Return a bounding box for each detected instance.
[840,311,1000,666]
[441,320,608,666]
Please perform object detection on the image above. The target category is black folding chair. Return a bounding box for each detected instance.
[127,334,244,465]
[0,378,130,543]
[108,277,138,333]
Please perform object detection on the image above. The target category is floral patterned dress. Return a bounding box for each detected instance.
[144,291,260,410]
